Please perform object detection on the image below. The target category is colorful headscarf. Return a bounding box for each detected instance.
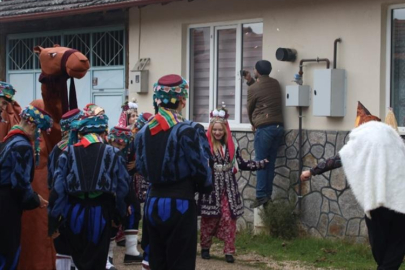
[152,74,189,109]
[60,108,83,132]
[135,112,152,130]
[21,105,53,166]
[108,126,134,145]
[83,103,105,116]
[0,82,16,102]
[207,103,235,163]
[355,101,381,127]
[108,126,134,156]
[69,114,109,145]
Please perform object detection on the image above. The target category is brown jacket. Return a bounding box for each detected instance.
[247,76,283,128]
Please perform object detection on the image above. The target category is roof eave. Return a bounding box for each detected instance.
[0,0,181,23]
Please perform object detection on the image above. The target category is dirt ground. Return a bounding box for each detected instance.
[113,242,322,270]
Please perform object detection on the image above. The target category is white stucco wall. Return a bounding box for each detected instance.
[128,0,401,131]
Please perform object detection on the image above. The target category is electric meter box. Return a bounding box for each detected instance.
[286,85,310,107]
[129,70,149,93]
[313,69,346,117]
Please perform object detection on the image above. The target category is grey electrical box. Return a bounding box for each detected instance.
[129,58,150,94]
[313,69,346,117]
[130,70,149,93]
[286,85,310,107]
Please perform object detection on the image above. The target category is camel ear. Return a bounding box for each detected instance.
[53,44,61,47]
[33,46,43,54]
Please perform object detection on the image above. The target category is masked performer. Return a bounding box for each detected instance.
[301,102,405,270]
[0,105,52,270]
[107,126,143,268]
[134,74,212,270]
[48,110,130,270]
[47,108,83,270]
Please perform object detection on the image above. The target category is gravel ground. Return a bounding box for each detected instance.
[112,242,321,270]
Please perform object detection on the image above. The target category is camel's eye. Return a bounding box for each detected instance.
[49,53,57,58]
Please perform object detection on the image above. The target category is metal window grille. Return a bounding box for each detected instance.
[92,30,124,67]
[8,38,35,70]
[7,29,124,71]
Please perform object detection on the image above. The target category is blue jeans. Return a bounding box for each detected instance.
[254,124,284,199]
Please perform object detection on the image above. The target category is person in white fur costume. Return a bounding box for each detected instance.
[301,102,405,270]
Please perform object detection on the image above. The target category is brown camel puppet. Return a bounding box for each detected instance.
[18,45,89,270]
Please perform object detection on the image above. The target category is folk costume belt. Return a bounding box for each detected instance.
[213,163,233,172]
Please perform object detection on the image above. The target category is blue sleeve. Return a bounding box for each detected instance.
[48,151,69,235]
[115,153,130,218]
[134,132,145,176]
[182,127,213,194]
[10,144,40,209]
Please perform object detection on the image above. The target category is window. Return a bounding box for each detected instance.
[189,21,263,126]
[389,7,405,132]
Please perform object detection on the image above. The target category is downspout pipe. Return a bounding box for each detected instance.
[333,38,342,69]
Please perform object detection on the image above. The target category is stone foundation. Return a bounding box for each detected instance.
[233,129,368,242]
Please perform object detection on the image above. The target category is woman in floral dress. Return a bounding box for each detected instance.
[199,104,267,263]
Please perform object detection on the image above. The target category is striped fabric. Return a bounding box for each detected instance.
[148,107,183,135]
[74,133,104,148]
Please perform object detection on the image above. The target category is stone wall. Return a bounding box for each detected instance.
[233,129,368,242]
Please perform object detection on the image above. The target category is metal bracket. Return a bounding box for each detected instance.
[132,58,150,71]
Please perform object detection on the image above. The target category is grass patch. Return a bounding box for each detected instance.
[235,231,405,270]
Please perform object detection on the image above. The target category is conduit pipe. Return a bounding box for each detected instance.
[297,58,330,212]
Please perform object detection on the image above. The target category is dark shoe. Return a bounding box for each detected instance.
[201,249,211,260]
[124,254,143,264]
[263,197,273,208]
[250,197,269,208]
[225,254,235,263]
[117,239,125,247]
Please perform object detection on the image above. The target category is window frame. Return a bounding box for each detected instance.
[186,18,263,131]
[386,4,405,134]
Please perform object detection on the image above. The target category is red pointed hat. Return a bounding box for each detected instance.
[355,101,381,127]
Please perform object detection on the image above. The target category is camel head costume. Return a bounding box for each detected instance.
[19,45,90,270]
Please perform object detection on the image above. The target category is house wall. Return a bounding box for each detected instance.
[128,0,404,240]
[128,0,401,131]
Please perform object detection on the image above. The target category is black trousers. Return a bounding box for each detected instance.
[0,187,22,270]
[65,195,115,270]
[145,197,197,270]
[365,207,405,270]
[53,225,71,256]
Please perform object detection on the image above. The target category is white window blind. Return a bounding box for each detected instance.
[189,21,263,125]
[190,27,211,122]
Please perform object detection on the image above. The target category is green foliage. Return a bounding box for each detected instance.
[259,199,298,240]
[235,231,405,269]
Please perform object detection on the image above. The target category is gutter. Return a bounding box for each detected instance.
[0,0,182,23]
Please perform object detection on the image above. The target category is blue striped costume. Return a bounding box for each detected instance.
[135,120,212,270]
[48,142,130,270]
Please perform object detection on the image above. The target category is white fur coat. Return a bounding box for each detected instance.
[339,121,405,218]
